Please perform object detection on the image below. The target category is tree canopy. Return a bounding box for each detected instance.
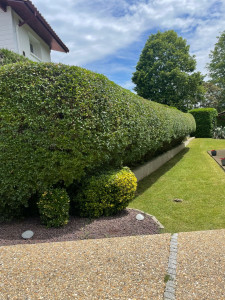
[207,31,225,112]
[132,30,205,112]
[199,82,224,112]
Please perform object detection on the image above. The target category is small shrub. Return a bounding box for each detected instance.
[72,167,137,218]
[37,188,70,228]
[213,127,225,139]
[189,108,218,137]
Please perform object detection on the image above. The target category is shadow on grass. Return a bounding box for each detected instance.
[136,148,190,197]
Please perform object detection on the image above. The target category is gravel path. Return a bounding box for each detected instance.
[0,234,171,300]
[0,209,159,247]
[175,229,225,300]
[0,229,224,299]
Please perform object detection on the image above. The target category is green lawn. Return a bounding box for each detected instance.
[129,138,225,233]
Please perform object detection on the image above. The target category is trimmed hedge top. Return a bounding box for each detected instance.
[0,61,195,219]
[0,48,29,66]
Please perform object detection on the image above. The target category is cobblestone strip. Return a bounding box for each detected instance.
[164,233,178,300]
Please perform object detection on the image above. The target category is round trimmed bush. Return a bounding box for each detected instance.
[37,188,70,228]
[72,167,137,218]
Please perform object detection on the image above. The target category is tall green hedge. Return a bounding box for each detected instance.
[0,62,195,219]
[189,108,217,137]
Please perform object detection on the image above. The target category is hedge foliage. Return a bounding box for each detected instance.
[217,114,225,127]
[0,61,195,220]
[189,108,217,138]
[72,167,137,218]
[0,48,29,66]
[37,188,70,227]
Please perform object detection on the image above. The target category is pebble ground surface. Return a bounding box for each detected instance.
[0,229,224,299]
[0,234,171,300]
[176,229,225,300]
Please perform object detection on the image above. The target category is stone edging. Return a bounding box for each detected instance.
[164,233,178,300]
[133,137,195,182]
[127,208,164,229]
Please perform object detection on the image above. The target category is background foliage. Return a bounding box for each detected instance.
[132,30,205,112]
[217,113,225,127]
[207,31,225,113]
[213,126,225,139]
[198,82,223,112]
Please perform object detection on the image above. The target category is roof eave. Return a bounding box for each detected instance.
[1,0,69,53]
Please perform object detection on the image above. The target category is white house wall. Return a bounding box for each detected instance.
[0,6,51,62]
[11,10,51,62]
[0,7,17,52]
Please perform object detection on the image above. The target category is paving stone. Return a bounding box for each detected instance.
[164,291,175,300]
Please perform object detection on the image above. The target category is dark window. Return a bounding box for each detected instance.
[30,43,34,53]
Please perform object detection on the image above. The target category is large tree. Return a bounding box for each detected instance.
[207,30,225,112]
[199,82,224,112]
[132,30,204,112]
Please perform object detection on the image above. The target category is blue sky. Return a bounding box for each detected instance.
[33,0,225,91]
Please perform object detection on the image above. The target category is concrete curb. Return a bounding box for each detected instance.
[133,137,195,182]
[127,208,164,229]
[164,233,178,300]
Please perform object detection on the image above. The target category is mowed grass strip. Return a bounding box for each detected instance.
[129,138,225,233]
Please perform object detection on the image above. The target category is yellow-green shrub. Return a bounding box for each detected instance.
[72,167,137,218]
[37,188,70,228]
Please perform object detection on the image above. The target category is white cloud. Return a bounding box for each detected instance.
[33,0,225,79]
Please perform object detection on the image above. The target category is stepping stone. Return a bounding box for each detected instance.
[21,230,34,239]
[136,213,144,221]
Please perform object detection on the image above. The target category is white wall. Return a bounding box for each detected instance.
[0,6,51,62]
[0,7,17,52]
[11,10,51,62]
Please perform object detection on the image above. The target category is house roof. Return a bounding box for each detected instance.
[0,0,69,53]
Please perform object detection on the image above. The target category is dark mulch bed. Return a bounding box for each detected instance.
[0,209,160,247]
[208,149,225,171]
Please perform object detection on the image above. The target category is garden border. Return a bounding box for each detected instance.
[127,208,164,229]
[132,137,195,182]
[207,149,225,172]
